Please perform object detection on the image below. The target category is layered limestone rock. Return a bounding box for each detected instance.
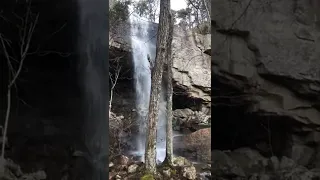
[212,0,320,127]
[172,28,211,103]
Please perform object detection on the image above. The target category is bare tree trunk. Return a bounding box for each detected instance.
[108,61,121,116]
[0,7,38,160]
[109,90,113,116]
[145,0,171,174]
[164,13,174,165]
[203,0,211,20]
[109,0,114,9]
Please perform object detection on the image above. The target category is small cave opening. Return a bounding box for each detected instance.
[172,85,204,111]
[211,79,292,158]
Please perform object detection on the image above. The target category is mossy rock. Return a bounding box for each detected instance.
[171,168,177,175]
[173,156,192,167]
[140,173,155,180]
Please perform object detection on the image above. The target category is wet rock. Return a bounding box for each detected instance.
[212,150,246,178]
[181,166,197,180]
[127,164,139,173]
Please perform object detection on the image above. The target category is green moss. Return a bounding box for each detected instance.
[140,173,155,180]
[171,169,177,175]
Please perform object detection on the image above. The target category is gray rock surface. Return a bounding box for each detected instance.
[212,148,320,179]
[172,29,211,102]
[212,0,320,126]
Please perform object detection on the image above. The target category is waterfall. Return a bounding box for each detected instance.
[129,11,167,163]
[77,0,108,179]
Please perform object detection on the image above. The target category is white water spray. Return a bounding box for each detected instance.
[129,11,167,163]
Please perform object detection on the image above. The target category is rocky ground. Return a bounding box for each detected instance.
[108,155,210,180]
[212,148,320,180]
[109,106,212,180]
[0,158,46,180]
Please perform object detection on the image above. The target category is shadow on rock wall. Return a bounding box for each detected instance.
[0,0,108,180]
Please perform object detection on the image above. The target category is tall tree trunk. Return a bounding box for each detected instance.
[145,0,171,174]
[109,0,114,9]
[203,0,211,20]
[164,12,174,165]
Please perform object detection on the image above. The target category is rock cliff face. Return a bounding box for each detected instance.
[172,29,211,103]
[109,22,211,108]
[212,0,320,168]
[213,0,320,127]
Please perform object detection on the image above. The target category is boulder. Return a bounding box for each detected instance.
[229,148,268,175]
[173,156,192,167]
[173,109,211,131]
[183,128,211,162]
[162,168,171,178]
[113,155,129,166]
[0,158,46,180]
[268,156,280,171]
[211,150,246,178]
[279,156,297,170]
[180,166,197,180]
[279,166,316,180]
[289,144,314,166]
[127,164,139,174]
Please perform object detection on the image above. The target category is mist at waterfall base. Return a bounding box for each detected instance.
[77,0,108,179]
[128,13,168,163]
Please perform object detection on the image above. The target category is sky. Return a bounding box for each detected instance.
[130,0,187,23]
[171,0,187,11]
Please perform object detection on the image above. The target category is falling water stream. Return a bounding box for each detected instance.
[77,0,108,179]
[129,12,167,163]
